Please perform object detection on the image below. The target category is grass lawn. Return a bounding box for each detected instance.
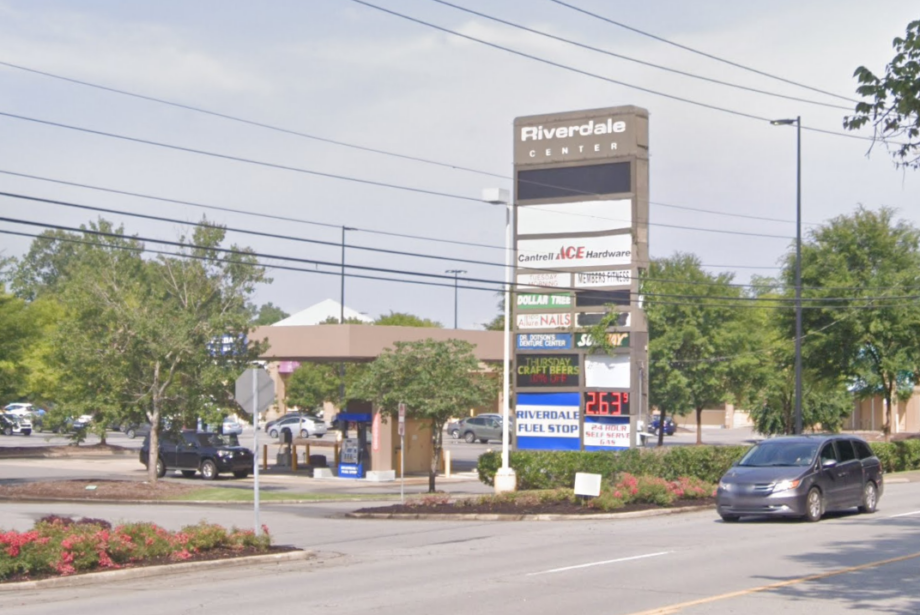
[173,488,400,502]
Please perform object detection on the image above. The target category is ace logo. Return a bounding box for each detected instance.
[558,246,586,260]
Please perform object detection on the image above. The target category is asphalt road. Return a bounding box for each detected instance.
[2,479,919,614]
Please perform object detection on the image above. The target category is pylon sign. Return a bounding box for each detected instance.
[512,105,649,451]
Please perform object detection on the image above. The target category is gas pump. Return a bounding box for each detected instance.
[335,412,371,478]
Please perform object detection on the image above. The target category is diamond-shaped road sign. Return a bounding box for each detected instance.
[234,368,275,415]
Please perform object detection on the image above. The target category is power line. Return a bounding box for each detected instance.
[0,111,487,204]
[0,163,797,241]
[0,228,500,294]
[0,60,826,228]
[6,214,918,309]
[349,0,879,143]
[0,190,795,288]
[548,0,859,105]
[0,169,507,252]
[428,0,851,111]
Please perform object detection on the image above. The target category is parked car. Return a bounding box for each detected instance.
[264,413,306,433]
[269,414,326,439]
[0,413,32,436]
[221,416,244,435]
[716,435,883,523]
[72,414,94,431]
[123,423,152,439]
[140,430,252,480]
[457,415,506,444]
[3,403,34,417]
[648,416,676,436]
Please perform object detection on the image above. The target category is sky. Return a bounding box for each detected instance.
[0,0,917,329]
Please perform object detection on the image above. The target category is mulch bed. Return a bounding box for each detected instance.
[0,545,300,584]
[0,479,199,501]
[356,497,716,516]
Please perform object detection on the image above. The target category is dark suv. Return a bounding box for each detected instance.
[140,430,253,480]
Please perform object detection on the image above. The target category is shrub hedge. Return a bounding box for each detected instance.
[477,440,920,490]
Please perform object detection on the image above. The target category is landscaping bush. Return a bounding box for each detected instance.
[585,473,716,512]
[870,441,920,473]
[478,446,748,490]
[0,516,272,581]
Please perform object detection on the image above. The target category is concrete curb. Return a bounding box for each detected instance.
[346,504,711,521]
[0,495,398,506]
[0,550,312,591]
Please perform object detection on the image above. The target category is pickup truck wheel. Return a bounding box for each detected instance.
[201,459,218,481]
[155,457,167,478]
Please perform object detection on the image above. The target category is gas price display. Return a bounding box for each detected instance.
[584,391,631,416]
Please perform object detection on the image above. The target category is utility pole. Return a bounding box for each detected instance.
[445,269,467,328]
[340,226,355,406]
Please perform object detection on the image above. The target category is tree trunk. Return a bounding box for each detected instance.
[429,420,441,493]
[657,409,666,447]
[147,405,160,484]
[883,383,893,443]
[695,406,703,445]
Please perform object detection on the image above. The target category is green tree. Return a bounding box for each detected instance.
[375,311,442,327]
[482,292,505,331]
[351,338,496,492]
[844,20,920,169]
[41,219,266,478]
[284,362,367,412]
[0,285,41,402]
[794,207,920,440]
[642,254,759,445]
[252,302,289,326]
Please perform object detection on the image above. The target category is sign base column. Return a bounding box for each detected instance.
[494,467,517,494]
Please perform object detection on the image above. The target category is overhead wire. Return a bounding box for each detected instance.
[427,0,852,111]
[348,0,881,143]
[0,63,825,227]
[547,0,859,104]
[4,214,918,309]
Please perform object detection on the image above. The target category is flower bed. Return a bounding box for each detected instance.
[357,473,716,516]
[0,516,273,582]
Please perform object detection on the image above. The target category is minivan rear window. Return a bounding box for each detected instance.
[836,439,857,462]
[853,440,875,460]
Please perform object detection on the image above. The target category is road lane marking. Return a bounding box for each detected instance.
[527,551,671,576]
[627,550,920,615]
[889,510,920,518]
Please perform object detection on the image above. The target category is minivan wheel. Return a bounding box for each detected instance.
[201,459,218,481]
[463,432,476,443]
[719,513,740,523]
[858,481,878,514]
[804,487,823,522]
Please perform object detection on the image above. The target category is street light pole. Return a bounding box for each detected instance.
[483,187,515,493]
[445,269,467,329]
[340,226,356,405]
[771,117,803,435]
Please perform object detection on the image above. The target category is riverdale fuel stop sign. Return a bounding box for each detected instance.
[516,354,580,388]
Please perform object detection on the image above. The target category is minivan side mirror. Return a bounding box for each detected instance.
[821,458,837,469]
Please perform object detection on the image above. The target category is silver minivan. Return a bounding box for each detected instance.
[716,435,883,522]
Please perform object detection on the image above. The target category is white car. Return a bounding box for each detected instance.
[268,415,326,439]
[222,416,244,435]
[3,403,34,417]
